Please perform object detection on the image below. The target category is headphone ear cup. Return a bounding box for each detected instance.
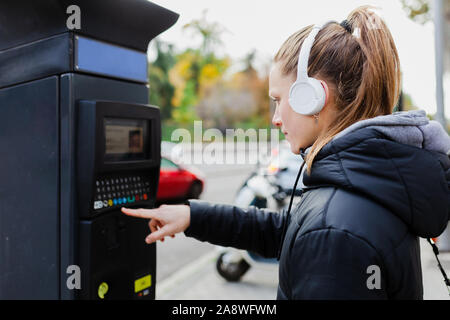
[289,78,326,115]
[310,78,326,111]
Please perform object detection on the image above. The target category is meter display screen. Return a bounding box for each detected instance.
[104,118,150,162]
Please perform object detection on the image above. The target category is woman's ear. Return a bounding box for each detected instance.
[319,80,329,107]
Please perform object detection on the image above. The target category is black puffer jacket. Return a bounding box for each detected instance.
[185,111,450,299]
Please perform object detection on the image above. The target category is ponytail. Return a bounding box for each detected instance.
[347,6,402,119]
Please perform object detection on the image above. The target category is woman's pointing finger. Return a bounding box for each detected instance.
[121,207,159,219]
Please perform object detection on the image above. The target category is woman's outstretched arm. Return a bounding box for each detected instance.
[185,200,286,258]
[121,201,287,258]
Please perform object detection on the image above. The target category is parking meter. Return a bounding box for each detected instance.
[0,0,178,299]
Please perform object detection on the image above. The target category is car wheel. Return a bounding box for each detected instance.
[188,180,202,199]
[216,252,250,282]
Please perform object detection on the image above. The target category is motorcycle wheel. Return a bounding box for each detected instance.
[216,252,250,282]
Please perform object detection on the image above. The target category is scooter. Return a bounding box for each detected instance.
[215,162,300,282]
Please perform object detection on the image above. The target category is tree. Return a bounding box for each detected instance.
[182,9,227,56]
[168,12,231,125]
[229,51,271,127]
[150,13,273,134]
[400,0,432,23]
[148,39,176,121]
[400,0,450,70]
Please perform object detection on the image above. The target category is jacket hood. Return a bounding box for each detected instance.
[303,110,450,238]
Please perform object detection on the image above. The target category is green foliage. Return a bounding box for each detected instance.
[150,12,273,142]
[180,79,198,108]
[400,0,432,24]
[161,121,196,142]
[148,40,176,121]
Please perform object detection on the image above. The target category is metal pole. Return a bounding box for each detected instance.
[434,0,447,128]
[433,0,450,252]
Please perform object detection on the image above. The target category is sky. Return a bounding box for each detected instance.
[150,0,449,117]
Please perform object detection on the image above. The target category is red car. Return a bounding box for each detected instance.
[157,156,204,204]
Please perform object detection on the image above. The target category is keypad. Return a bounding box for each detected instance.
[93,175,151,210]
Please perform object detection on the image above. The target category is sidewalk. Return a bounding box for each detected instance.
[157,250,278,300]
[421,238,450,299]
[157,238,450,300]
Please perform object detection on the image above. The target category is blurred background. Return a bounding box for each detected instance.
[149,0,450,139]
[148,0,450,300]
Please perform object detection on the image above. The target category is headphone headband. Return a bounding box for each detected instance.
[296,21,332,81]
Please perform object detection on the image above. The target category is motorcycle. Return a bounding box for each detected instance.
[215,152,303,282]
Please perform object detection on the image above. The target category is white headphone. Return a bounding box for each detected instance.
[288,22,329,116]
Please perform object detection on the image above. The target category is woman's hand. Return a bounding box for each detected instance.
[121,204,191,244]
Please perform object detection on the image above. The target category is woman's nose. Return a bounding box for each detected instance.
[272,109,282,127]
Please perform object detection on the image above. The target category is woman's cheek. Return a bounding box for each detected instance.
[281,102,292,124]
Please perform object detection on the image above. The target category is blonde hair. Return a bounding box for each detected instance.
[274,6,401,173]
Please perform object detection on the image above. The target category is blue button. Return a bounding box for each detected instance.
[113,199,117,205]
[118,198,122,205]
[123,197,127,204]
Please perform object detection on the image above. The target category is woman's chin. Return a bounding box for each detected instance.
[288,143,301,155]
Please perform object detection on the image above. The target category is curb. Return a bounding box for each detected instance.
[157,250,218,299]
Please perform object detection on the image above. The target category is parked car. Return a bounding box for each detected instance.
[157,155,205,204]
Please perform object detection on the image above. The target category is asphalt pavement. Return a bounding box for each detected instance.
[157,246,278,300]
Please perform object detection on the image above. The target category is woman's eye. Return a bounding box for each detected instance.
[270,96,280,106]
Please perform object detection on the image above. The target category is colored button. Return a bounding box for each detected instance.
[94,201,103,210]
[143,194,148,200]
[135,195,140,201]
[118,198,122,205]
[108,199,113,207]
[98,282,109,299]
[134,275,151,293]
[127,196,135,203]
[122,197,127,204]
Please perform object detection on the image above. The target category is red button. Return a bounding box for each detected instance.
[143,194,148,200]
[136,195,140,201]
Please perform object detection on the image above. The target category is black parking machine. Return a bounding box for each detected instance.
[0,0,178,299]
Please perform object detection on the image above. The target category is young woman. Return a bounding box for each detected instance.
[122,6,450,299]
